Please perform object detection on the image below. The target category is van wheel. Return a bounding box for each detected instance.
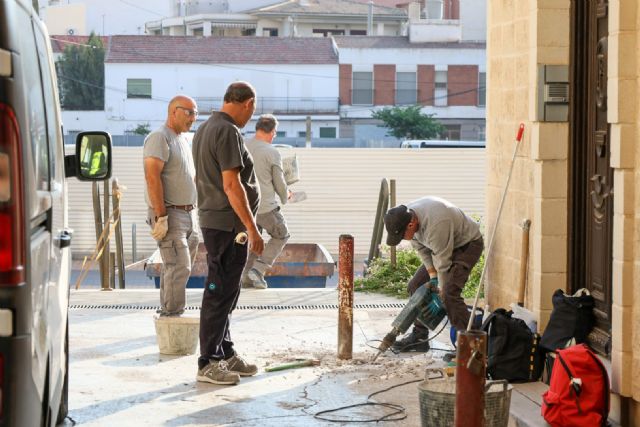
[56,320,69,424]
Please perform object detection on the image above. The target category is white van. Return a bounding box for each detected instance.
[400,139,486,148]
[1,1,112,425]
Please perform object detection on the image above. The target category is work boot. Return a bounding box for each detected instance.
[225,354,258,377]
[196,360,240,385]
[248,268,268,289]
[392,329,430,352]
[240,275,254,289]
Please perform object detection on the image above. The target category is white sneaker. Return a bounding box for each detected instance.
[248,268,268,289]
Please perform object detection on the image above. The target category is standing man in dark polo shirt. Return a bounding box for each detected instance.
[192,82,264,385]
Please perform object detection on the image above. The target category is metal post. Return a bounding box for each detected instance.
[305,115,311,148]
[389,179,396,267]
[131,223,137,264]
[337,234,354,360]
[112,179,125,289]
[102,179,110,289]
[455,330,487,427]
[92,182,106,289]
[109,252,116,290]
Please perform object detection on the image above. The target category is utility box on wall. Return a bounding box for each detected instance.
[537,65,569,122]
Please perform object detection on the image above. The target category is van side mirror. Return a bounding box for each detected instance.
[65,131,112,181]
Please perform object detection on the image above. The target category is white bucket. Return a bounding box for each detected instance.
[282,154,300,185]
[153,315,200,355]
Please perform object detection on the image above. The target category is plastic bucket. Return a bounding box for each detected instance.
[418,370,512,427]
[154,315,200,355]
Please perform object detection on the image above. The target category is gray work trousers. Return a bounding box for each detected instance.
[242,207,290,278]
[149,208,199,316]
[408,237,484,332]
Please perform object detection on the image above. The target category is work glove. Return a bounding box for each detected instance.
[150,215,168,241]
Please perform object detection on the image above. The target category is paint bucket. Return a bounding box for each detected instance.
[418,369,512,427]
[154,315,199,355]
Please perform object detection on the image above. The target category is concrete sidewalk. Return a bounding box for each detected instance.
[62,289,548,427]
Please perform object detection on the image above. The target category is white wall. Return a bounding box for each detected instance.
[460,0,486,41]
[67,147,486,259]
[339,46,485,69]
[41,0,173,35]
[101,62,338,133]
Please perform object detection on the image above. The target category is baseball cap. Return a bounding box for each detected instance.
[384,205,412,246]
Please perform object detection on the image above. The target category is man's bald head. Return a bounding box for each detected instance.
[166,95,198,134]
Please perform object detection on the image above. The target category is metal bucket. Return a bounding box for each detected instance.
[418,369,512,427]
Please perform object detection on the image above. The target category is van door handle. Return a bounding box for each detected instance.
[55,230,72,249]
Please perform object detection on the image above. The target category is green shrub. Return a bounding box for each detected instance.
[355,247,485,300]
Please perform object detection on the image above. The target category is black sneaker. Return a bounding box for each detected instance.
[392,329,430,352]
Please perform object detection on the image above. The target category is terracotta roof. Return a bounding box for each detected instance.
[103,36,338,64]
[333,36,486,49]
[250,0,406,17]
[50,35,109,53]
[350,0,405,7]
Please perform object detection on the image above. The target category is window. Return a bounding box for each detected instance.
[352,72,373,105]
[127,79,152,99]
[434,70,447,107]
[350,29,367,36]
[262,28,278,37]
[319,127,336,138]
[441,124,461,140]
[276,131,286,138]
[478,72,486,107]
[396,72,417,105]
[312,29,345,37]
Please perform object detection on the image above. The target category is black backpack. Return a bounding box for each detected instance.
[540,289,596,353]
[481,308,544,382]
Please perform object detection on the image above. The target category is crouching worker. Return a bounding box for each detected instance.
[383,196,483,352]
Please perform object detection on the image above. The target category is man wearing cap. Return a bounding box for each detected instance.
[384,196,483,351]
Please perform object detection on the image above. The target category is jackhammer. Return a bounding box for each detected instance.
[372,283,447,361]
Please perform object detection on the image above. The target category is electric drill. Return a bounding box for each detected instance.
[372,283,446,361]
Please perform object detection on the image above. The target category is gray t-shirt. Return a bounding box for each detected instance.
[192,112,260,231]
[408,196,482,277]
[143,125,196,208]
[244,137,288,214]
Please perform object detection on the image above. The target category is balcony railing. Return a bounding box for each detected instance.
[195,97,339,115]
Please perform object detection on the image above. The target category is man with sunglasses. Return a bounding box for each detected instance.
[192,82,264,386]
[144,95,200,317]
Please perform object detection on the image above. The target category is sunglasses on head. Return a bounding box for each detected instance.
[176,106,199,117]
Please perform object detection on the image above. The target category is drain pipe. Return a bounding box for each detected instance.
[337,234,354,359]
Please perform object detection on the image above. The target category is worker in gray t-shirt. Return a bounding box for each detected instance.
[384,196,484,352]
[241,114,291,289]
[143,95,199,317]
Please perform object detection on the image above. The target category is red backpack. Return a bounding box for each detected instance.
[542,344,610,426]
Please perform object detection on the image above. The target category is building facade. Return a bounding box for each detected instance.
[486,0,640,423]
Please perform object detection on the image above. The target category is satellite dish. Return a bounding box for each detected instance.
[67,28,75,35]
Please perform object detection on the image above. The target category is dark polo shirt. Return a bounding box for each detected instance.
[192,111,260,231]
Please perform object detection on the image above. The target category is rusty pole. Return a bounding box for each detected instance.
[337,234,354,360]
[455,329,487,427]
[389,179,396,267]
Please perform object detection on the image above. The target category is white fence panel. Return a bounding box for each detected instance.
[67,147,486,259]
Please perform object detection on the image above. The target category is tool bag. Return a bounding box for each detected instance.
[542,344,609,427]
[481,308,544,382]
[540,288,595,352]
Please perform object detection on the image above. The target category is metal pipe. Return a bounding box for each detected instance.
[455,329,487,427]
[102,179,110,289]
[131,223,137,264]
[112,179,125,289]
[390,179,396,267]
[92,182,107,290]
[337,234,354,360]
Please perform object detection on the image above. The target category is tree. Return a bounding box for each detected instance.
[56,32,104,110]
[131,123,151,136]
[371,105,445,140]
